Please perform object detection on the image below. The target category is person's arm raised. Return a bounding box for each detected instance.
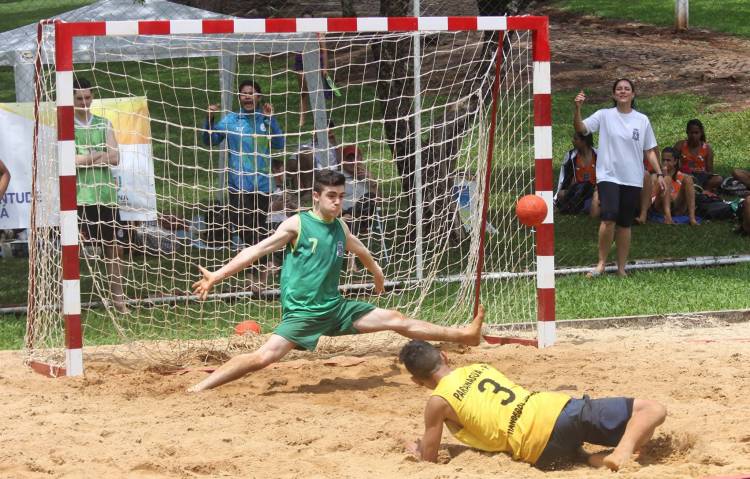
[192,215,299,300]
[202,104,225,147]
[573,90,588,135]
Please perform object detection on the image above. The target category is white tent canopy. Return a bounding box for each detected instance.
[0,0,331,167]
[0,0,320,102]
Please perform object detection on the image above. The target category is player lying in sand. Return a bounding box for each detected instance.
[188,170,483,392]
[399,339,666,471]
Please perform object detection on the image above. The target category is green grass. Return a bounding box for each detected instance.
[0,314,25,349]
[0,0,95,33]
[555,215,749,267]
[557,262,750,319]
[552,0,750,38]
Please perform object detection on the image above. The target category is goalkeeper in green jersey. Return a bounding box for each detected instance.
[188,169,483,392]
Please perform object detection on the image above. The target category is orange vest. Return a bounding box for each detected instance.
[680,142,710,173]
[574,151,597,185]
[670,171,685,200]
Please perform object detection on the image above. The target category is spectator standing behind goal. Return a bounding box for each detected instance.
[674,119,723,193]
[555,132,599,217]
[73,77,128,313]
[202,79,285,248]
[188,170,483,393]
[400,339,667,472]
[651,147,698,226]
[574,79,666,278]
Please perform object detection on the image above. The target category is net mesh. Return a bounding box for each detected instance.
[26,23,539,369]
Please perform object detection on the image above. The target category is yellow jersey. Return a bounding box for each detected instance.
[432,364,570,464]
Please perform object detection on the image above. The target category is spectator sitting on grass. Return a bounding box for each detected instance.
[555,132,599,217]
[651,147,698,226]
[673,119,722,193]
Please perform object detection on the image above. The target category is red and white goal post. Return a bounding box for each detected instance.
[27,15,554,376]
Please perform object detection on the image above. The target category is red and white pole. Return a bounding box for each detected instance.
[509,17,556,347]
[55,22,84,376]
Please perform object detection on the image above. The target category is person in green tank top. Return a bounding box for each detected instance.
[73,77,128,313]
[188,170,485,393]
[400,338,667,472]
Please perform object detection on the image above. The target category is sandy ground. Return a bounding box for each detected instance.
[2,317,750,478]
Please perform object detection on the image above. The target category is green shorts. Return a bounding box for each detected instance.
[275,299,376,351]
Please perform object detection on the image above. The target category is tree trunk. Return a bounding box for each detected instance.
[371,0,415,194]
[340,0,356,17]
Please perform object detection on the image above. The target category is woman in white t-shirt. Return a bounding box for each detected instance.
[573,78,666,277]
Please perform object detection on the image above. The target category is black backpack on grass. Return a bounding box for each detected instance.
[695,192,735,220]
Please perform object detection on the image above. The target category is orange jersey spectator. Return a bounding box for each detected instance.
[679,142,710,173]
[673,119,722,192]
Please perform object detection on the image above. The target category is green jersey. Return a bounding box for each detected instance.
[74,114,118,206]
[280,211,346,318]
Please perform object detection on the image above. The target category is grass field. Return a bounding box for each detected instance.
[0,0,94,32]
[552,0,750,38]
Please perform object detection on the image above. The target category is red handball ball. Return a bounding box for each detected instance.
[234,320,261,336]
[516,194,547,227]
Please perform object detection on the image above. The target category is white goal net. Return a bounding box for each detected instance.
[26,17,549,372]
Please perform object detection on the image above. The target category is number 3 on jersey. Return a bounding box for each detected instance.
[478,378,516,405]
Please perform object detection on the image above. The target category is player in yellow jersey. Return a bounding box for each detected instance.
[400,336,666,471]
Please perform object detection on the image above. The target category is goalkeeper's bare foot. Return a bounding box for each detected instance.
[460,304,484,346]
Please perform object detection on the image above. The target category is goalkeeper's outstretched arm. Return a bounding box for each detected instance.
[192,215,299,300]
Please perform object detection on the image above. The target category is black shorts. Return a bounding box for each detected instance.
[535,395,634,470]
[77,204,121,244]
[597,181,641,227]
[228,190,270,246]
[692,171,720,188]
